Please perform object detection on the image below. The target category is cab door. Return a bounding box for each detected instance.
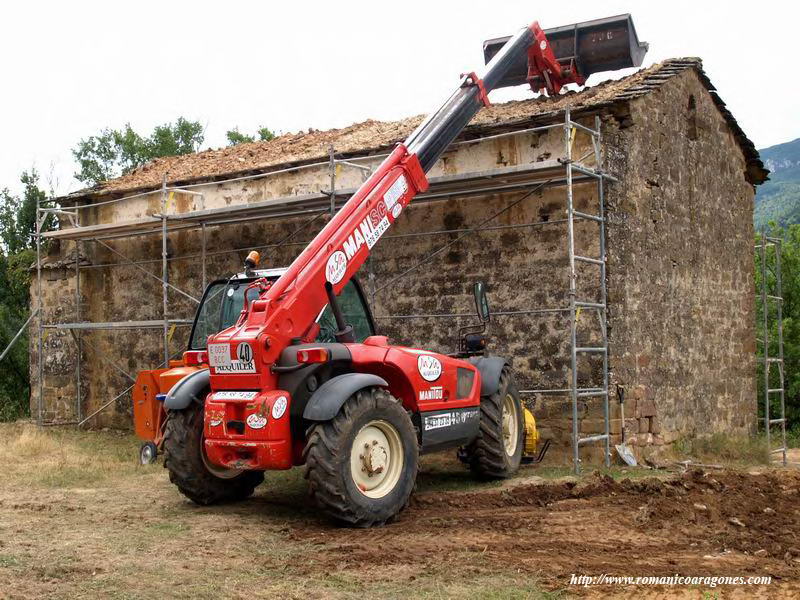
[315,278,376,343]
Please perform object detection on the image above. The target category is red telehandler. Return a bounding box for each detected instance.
[149,15,647,526]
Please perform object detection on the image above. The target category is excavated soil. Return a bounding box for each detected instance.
[292,468,800,595]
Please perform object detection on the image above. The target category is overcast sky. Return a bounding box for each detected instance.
[1,0,797,197]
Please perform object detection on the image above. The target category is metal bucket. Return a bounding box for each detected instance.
[483,13,649,89]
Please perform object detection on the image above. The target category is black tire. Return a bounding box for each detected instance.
[139,441,158,465]
[303,387,418,527]
[463,366,524,479]
[162,402,264,505]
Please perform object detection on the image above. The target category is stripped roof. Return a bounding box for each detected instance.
[62,58,767,202]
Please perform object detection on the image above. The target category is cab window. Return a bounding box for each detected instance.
[316,281,374,343]
[190,277,374,349]
[189,280,260,350]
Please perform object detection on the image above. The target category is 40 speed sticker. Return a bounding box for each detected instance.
[237,342,253,363]
[417,354,442,382]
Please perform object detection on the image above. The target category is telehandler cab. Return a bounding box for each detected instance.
[135,14,647,526]
[133,262,378,465]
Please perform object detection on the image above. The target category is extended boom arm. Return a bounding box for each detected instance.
[248,24,541,345]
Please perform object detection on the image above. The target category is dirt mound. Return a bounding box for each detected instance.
[627,470,800,558]
[409,470,800,556]
[290,469,800,592]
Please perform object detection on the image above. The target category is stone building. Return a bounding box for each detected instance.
[33,58,767,463]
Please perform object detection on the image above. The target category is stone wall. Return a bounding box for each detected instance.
[29,255,82,423]
[30,69,757,462]
[601,69,758,458]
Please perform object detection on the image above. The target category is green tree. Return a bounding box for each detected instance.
[0,249,36,420]
[72,118,205,186]
[756,223,800,431]
[0,169,55,420]
[149,118,205,157]
[0,168,52,254]
[225,126,276,146]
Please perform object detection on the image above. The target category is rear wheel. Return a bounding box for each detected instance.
[303,387,418,527]
[163,401,264,505]
[464,366,524,479]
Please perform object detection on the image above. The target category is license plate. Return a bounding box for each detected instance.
[208,343,231,368]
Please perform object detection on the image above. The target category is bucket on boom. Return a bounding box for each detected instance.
[483,13,649,93]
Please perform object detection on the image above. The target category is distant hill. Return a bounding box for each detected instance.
[754,138,800,230]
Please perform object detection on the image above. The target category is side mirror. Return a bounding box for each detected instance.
[473,281,491,323]
[458,281,491,355]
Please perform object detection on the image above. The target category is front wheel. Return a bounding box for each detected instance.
[463,366,524,479]
[303,387,419,527]
[162,401,264,505]
[139,441,158,465]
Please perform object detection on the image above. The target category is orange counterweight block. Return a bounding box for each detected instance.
[133,364,203,446]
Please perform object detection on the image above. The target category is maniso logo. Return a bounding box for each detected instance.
[417,354,442,382]
[326,250,347,284]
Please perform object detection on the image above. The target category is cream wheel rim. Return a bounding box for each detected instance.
[350,420,404,499]
[502,394,519,456]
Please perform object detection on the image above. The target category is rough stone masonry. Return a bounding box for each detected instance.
[32,58,767,463]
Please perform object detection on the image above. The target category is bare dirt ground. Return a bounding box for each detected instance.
[0,423,798,599]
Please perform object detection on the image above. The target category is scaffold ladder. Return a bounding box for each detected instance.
[757,233,787,466]
[565,107,611,474]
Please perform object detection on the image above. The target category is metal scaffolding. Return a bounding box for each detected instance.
[756,233,787,465]
[34,110,614,473]
[564,108,611,472]
[511,107,611,473]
